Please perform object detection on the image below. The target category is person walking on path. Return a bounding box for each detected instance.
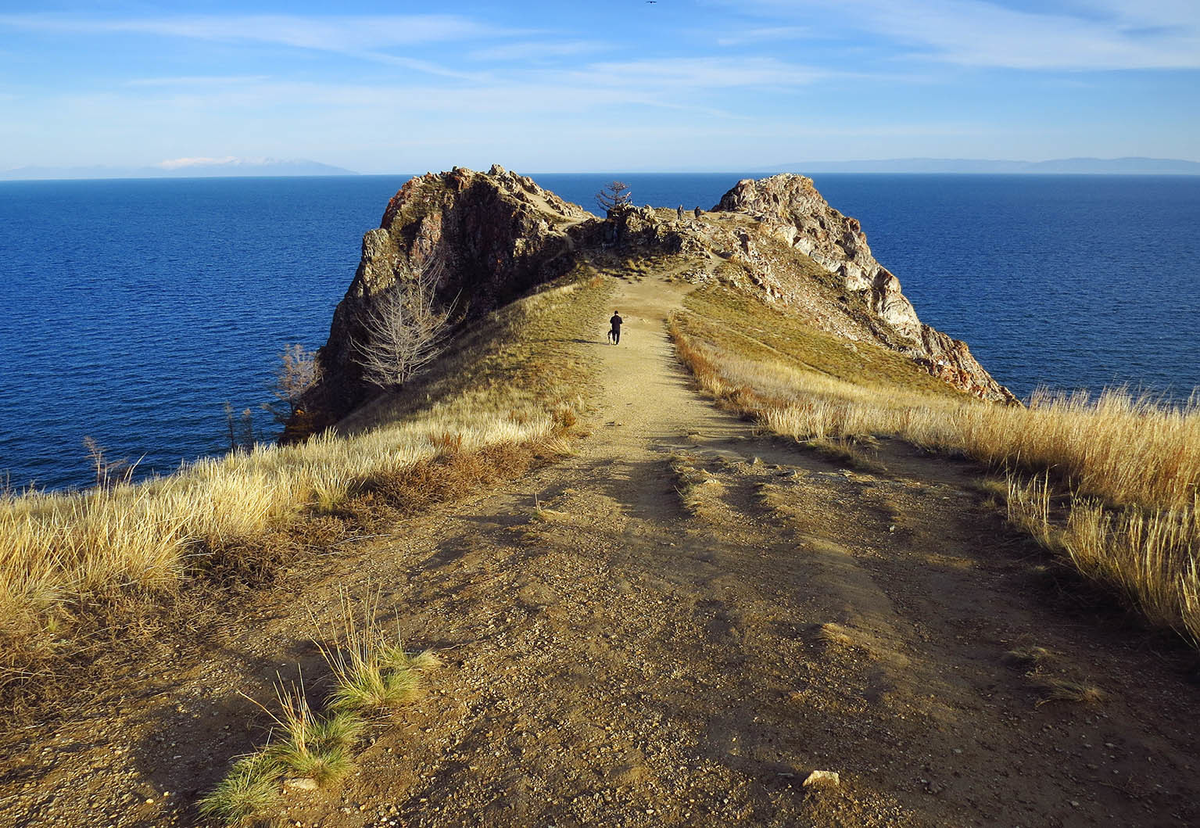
[609,311,624,345]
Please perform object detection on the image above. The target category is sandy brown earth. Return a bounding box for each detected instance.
[4,274,1200,827]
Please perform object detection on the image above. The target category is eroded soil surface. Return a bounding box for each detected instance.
[4,275,1200,827]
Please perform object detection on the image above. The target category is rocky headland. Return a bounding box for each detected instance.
[294,165,1015,437]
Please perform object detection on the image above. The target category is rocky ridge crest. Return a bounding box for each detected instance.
[293,167,1014,436]
[713,175,1016,403]
[291,165,590,435]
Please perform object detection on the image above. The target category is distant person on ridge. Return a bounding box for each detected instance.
[609,311,623,345]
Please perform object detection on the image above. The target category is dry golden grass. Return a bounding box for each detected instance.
[0,270,610,707]
[671,285,1200,644]
[1032,676,1107,707]
[817,623,857,648]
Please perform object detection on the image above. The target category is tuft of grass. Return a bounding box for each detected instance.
[803,437,886,474]
[198,752,284,827]
[1004,646,1057,669]
[201,685,360,827]
[204,591,444,826]
[312,708,368,749]
[531,502,571,525]
[263,682,355,787]
[1002,644,1105,707]
[1004,474,1060,552]
[1033,676,1107,707]
[1003,643,1060,667]
[816,622,856,648]
[316,590,441,714]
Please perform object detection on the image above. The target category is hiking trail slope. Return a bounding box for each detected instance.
[4,274,1199,828]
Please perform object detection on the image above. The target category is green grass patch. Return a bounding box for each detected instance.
[678,284,964,398]
[202,591,443,826]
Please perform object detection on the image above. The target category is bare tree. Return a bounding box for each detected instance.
[595,181,632,214]
[354,257,452,390]
[268,343,322,424]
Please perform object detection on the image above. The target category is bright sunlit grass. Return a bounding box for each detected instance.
[0,270,609,705]
[671,285,1200,643]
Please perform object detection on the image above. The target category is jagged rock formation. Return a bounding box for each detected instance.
[291,167,1014,438]
[712,175,1017,403]
[289,165,591,437]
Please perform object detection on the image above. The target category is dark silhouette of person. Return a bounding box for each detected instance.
[609,311,623,345]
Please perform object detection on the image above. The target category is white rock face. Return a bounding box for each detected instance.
[714,174,1017,403]
[716,175,924,342]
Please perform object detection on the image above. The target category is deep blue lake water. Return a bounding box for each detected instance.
[1,173,1197,490]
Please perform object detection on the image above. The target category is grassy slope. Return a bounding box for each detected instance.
[343,262,606,433]
[0,266,611,712]
[678,285,965,399]
[672,282,1200,644]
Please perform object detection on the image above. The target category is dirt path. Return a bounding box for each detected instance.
[5,274,1200,827]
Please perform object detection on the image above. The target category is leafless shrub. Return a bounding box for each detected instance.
[268,343,322,424]
[355,257,452,390]
[223,403,257,453]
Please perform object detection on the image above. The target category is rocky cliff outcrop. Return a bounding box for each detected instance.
[713,175,1017,403]
[290,165,591,436]
[290,167,1013,438]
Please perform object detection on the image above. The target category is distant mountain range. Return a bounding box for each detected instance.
[0,157,358,181]
[769,157,1200,175]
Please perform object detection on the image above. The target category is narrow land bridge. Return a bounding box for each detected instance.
[6,274,1199,828]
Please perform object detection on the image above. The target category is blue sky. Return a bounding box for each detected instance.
[1,0,1197,172]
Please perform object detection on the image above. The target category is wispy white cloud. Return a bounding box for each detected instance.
[715,26,812,47]
[96,54,829,121]
[576,56,825,89]
[719,0,1200,69]
[126,75,270,88]
[0,12,521,80]
[468,39,610,62]
[156,156,240,169]
[0,12,513,51]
